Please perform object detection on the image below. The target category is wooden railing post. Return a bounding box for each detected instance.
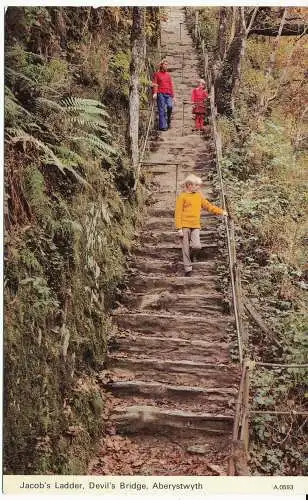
[240,362,250,453]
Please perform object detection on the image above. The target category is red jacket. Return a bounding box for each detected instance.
[152,71,175,97]
[191,87,208,113]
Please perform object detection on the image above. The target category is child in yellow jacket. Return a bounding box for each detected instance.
[175,174,228,276]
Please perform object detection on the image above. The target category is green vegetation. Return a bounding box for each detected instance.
[4,6,160,474]
[191,7,307,475]
[219,29,307,476]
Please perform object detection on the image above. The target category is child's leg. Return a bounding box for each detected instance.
[194,114,199,130]
[166,95,173,127]
[190,229,202,261]
[196,114,202,130]
[200,113,205,129]
[157,93,167,130]
[182,228,192,273]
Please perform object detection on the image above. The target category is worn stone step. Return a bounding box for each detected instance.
[107,355,239,388]
[110,405,234,435]
[148,192,220,209]
[109,334,229,363]
[140,229,218,245]
[106,379,236,402]
[127,274,218,294]
[129,257,217,276]
[122,293,225,316]
[106,391,234,417]
[112,311,232,341]
[134,242,222,259]
[147,185,214,200]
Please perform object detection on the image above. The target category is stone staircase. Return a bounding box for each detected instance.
[90,7,240,476]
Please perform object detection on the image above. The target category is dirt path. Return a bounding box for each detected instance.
[89,8,240,476]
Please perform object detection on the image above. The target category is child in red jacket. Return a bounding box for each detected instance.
[191,79,208,131]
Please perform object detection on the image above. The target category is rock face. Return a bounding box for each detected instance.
[90,8,240,476]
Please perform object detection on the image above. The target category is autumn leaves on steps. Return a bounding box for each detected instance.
[89,8,240,475]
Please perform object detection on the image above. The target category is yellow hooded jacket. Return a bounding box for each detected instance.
[175,191,224,229]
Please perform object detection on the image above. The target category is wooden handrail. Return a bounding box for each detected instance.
[134,102,155,191]
[193,11,249,474]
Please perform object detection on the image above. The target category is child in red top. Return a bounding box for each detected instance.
[191,79,208,131]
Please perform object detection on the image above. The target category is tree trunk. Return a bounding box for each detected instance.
[129,7,145,172]
[257,8,288,118]
[215,8,245,115]
[230,8,247,113]
[217,7,228,61]
[215,7,258,115]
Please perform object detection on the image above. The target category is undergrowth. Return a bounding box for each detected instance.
[217,36,307,475]
[4,6,160,474]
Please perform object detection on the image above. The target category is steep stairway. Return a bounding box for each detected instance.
[89,8,240,476]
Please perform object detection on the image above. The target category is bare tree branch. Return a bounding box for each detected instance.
[246,7,259,34]
[248,22,308,37]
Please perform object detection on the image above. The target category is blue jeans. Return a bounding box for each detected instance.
[157,93,173,129]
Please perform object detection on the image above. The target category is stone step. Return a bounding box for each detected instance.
[122,293,226,316]
[134,242,223,259]
[109,334,230,363]
[106,380,236,407]
[129,257,217,276]
[140,228,218,245]
[106,391,234,417]
[107,355,240,388]
[127,274,218,294]
[147,192,219,209]
[111,311,232,341]
[110,405,234,435]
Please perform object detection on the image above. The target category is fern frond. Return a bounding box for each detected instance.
[6,127,66,172]
[5,88,34,123]
[71,133,116,156]
[61,97,110,118]
[66,116,111,134]
[34,97,65,114]
[6,67,38,85]
[51,145,84,165]
[5,67,61,97]
[5,85,18,101]
[5,128,90,187]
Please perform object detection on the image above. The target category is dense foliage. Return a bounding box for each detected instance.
[188,6,307,475]
[4,6,160,473]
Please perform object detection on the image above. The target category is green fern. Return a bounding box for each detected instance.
[61,97,110,117]
[6,128,90,187]
[5,81,116,187]
[34,97,65,114]
[6,127,66,172]
[71,133,116,156]
[51,145,84,166]
[5,87,33,124]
